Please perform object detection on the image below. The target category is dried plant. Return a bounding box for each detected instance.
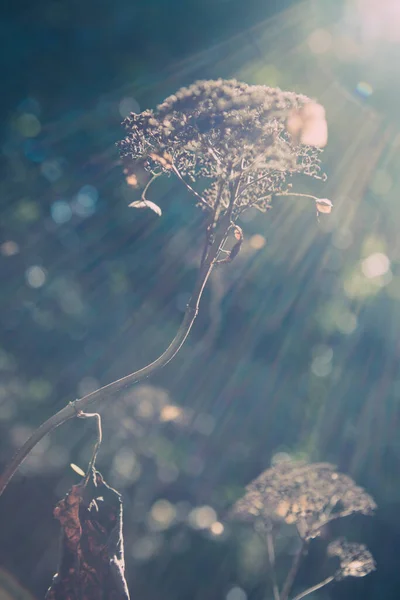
[229,459,376,600]
[118,79,327,218]
[0,79,330,497]
[0,80,330,599]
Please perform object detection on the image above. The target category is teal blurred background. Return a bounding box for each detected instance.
[1,0,400,598]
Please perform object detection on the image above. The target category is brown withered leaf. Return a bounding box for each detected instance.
[46,470,130,600]
[315,198,333,214]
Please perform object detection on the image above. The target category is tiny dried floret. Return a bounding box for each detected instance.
[118,79,327,216]
[328,538,376,579]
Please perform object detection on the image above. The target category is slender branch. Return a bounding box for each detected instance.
[280,539,308,600]
[0,208,233,497]
[200,178,225,268]
[141,173,160,202]
[235,171,276,203]
[254,524,281,600]
[235,171,320,207]
[205,140,223,165]
[171,164,210,210]
[273,192,320,203]
[240,153,264,174]
[290,576,335,600]
[212,177,226,225]
[266,529,281,600]
[200,173,228,268]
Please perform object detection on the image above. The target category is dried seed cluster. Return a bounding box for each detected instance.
[230,460,376,540]
[328,538,376,579]
[118,79,326,215]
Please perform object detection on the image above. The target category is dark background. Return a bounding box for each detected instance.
[1,0,400,598]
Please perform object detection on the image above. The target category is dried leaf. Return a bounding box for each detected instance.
[234,225,243,241]
[128,200,162,216]
[316,198,333,214]
[46,470,130,600]
[70,463,86,477]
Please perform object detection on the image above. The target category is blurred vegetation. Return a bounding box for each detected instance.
[1,0,400,599]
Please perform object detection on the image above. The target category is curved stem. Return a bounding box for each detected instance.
[0,210,232,497]
[290,576,334,600]
[273,192,320,202]
[141,173,160,202]
[171,165,210,210]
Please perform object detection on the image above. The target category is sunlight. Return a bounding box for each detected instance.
[353,0,400,43]
[3,1,400,599]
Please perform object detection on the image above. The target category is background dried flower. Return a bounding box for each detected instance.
[229,461,376,600]
[229,460,376,540]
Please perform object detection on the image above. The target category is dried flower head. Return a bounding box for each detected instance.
[229,460,376,540]
[328,538,376,579]
[118,79,327,216]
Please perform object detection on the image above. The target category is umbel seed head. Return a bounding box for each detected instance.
[328,538,376,579]
[229,460,376,540]
[118,79,328,216]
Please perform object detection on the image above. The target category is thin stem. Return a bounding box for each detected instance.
[273,192,319,203]
[201,167,233,268]
[76,411,103,484]
[240,153,264,174]
[280,539,308,600]
[171,164,210,210]
[205,140,223,165]
[141,173,160,202]
[0,209,233,497]
[212,177,226,226]
[266,529,281,600]
[290,576,335,600]
[235,171,276,203]
[235,173,321,207]
[200,178,225,268]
